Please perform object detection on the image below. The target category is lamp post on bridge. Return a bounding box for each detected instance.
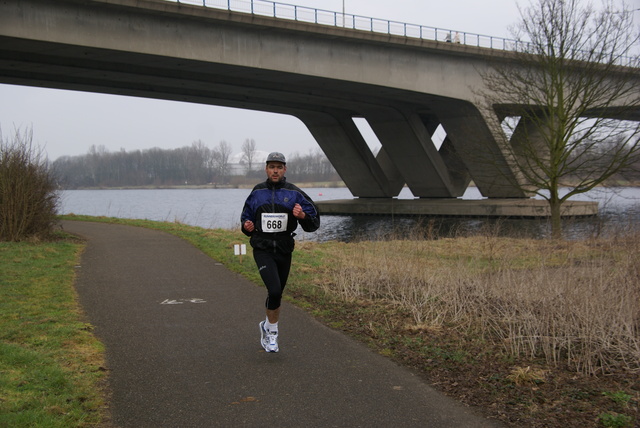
[342,0,345,27]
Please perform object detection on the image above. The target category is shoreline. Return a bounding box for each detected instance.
[58,180,640,192]
[59,181,348,191]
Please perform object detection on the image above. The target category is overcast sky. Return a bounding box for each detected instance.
[0,0,634,161]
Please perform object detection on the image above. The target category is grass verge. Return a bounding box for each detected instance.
[0,234,106,427]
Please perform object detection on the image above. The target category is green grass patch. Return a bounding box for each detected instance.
[0,235,106,427]
[599,412,634,428]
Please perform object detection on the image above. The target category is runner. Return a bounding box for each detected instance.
[240,152,320,352]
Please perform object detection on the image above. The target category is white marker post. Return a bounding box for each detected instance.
[233,243,247,263]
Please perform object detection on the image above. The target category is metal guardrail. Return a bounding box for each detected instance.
[173,0,521,50]
[172,0,636,66]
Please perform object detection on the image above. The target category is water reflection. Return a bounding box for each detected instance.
[59,187,640,242]
[299,209,640,242]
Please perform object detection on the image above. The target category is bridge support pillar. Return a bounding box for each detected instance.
[364,107,462,197]
[436,101,529,198]
[296,111,404,197]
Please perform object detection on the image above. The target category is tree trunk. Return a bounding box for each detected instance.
[549,196,562,240]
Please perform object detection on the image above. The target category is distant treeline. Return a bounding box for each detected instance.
[51,141,340,189]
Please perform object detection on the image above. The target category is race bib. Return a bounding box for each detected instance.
[261,213,288,233]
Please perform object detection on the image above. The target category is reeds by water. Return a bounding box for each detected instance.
[323,230,640,376]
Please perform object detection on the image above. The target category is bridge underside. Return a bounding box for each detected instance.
[0,37,526,201]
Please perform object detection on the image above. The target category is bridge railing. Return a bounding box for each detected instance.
[174,0,520,50]
[174,0,636,65]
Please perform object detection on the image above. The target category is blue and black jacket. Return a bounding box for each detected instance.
[240,177,320,254]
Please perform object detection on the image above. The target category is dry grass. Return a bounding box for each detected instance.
[321,233,640,376]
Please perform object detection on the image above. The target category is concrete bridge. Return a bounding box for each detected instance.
[0,0,619,216]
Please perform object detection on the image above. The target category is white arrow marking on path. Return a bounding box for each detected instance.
[160,298,207,305]
[160,299,184,305]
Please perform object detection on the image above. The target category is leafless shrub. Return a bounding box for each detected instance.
[0,127,59,241]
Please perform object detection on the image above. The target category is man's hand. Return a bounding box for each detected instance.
[292,203,306,219]
[243,220,255,232]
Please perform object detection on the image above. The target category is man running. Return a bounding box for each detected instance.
[240,152,320,352]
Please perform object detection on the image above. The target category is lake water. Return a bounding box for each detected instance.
[58,186,640,241]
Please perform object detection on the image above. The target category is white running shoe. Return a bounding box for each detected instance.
[259,320,268,350]
[266,330,279,353]
[259,321,279,353]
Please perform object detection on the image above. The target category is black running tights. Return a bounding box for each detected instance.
[253,249,292,310]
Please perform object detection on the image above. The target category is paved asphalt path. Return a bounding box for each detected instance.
[63,220,503,428]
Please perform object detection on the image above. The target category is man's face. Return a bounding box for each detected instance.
[265,162,286,183]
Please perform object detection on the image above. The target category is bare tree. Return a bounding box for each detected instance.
[477,0,640,238]
[241,138,257,173]
[212,140,233,182]
[287,149,339,182]
[187,140,212,184]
